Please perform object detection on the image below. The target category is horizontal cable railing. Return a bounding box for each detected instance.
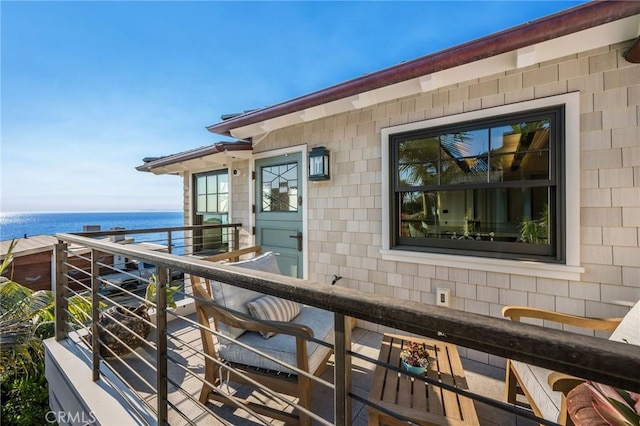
[54,234,340,425]
[72,223,243,257]
[52,231,640,426]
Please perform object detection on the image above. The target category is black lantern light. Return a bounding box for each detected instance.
[308,146,330,181]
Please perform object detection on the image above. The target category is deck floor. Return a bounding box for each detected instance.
[103,315,537,425]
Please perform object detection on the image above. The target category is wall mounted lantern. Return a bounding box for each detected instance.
[308,146,330,181]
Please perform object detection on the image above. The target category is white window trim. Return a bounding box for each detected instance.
[381,92,583,281]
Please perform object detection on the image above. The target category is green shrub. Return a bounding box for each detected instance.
[0,240,93,425]
[1,371,55,426]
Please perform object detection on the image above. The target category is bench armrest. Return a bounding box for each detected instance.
[549,372,584,394]
[206,301,314,339]
[194,288,315,372]
[502,306,622,332]
[201,245,263,263]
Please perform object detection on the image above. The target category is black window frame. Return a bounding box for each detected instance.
[192,170,230,255]
[389,106,566,263]
[194,170,229,215]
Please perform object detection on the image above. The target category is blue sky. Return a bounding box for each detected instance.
[1,1,586,213]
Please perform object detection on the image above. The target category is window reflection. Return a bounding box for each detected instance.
[397,118,550,186]
[393,110,558,258]
[400,188,550,245]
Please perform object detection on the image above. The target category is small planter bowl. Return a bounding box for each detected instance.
[401,359,427,375]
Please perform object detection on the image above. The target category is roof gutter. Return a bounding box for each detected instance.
[206,0,640,136]
[624,35,640,63]
[135,141,252,172]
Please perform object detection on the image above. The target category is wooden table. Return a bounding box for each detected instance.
[368,333,479,426]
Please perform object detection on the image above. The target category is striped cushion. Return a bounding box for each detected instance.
[246,295,302,338]
[210,252,281,340]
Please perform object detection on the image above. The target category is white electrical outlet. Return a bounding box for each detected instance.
[436,288,451,307]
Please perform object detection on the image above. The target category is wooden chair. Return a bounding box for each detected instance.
[502,303,639,425]
[191,250,334,425]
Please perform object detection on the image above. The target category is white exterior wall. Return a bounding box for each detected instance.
[211,40,639,365]
[229,161,253,249]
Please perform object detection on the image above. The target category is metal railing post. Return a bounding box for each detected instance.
[156,266,168,425]
[233,227,240,252]
[334,313,353,426]
[91,249,100,381]
[167,231,174,281]
[54,242,69,341]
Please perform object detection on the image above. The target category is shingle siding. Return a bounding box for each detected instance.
[216,39,640,352]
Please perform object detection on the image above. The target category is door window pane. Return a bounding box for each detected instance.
[196,176,206,195]
[218,194,229,212]
[261,162,298,212]
[194,170,229,214]
[206,194,218,212]
[197,195,206,212]
[218,174,229,193]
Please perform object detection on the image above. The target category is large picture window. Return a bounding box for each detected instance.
[193,170,229,253]
[390,107,564,262]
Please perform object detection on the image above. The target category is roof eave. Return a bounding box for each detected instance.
[206,0,640,137]
[136,141,252,173]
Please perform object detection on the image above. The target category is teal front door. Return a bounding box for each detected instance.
[255,153,303,278]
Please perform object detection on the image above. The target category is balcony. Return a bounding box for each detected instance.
[44,226,639,425]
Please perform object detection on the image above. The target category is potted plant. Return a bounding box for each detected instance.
[97,303,151,358]
[144,275,179,311]
[98,274,180,358]
[400,341,431,375]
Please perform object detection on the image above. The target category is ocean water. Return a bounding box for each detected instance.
[0,211,184,245]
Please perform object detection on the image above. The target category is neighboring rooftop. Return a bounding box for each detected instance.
[0,235,157,261]
[0,235,59,259]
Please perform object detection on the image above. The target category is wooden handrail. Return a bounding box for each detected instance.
[54,233,640,392]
